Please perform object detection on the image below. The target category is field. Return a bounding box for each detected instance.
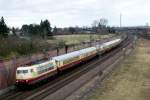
[47,34,114,45]
[53,34,114,45]
[87,38,150,100]
[0,34,114,59]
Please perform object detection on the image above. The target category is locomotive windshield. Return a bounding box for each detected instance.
[17,70,28,74]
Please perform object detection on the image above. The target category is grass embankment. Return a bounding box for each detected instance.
[0,34,114,59]
[87,38,150,100]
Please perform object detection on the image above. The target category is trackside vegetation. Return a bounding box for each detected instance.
[0,34,114,59]
[0,16,116,59]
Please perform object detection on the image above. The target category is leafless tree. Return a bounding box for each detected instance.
[91,20,99,28]
[91,18,108,34]
[91,20,99,33]
[98,18,108,28]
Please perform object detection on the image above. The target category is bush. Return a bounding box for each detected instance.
[0,36,67,59]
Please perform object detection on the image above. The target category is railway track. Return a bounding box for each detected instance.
[0,35,133,100]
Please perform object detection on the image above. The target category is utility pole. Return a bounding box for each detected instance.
[146,22,149,27]
[120,13,122,27]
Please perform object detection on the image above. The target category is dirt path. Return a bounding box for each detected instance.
[87,38,150,100]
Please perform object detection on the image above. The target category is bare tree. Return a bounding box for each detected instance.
[91,20,99,33]
[98,18,108,28]
[91,20,99,28]
[91,18,108,34]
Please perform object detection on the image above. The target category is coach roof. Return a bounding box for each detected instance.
[52,47,96,61]
[52,51,81,61]
[102,39,121,47]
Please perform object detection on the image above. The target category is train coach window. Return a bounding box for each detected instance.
[49,64,54,68]
[23,70,28,73]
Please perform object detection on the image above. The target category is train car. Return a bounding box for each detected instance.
[52,51,81,71]
[102,39,121,50]
[16,60,57,85]
[52,47,97,71]
[96,38,121,53]
[78,47,97,62]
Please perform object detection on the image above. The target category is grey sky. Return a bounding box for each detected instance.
[0,0,150,28]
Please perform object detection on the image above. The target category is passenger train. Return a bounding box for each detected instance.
[16,37,123,85]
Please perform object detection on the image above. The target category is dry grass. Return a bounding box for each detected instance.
[53,34,114,45]
[87,38,150,100]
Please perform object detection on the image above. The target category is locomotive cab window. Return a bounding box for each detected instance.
[23,70,28,73]
[17,70,22,74]
[17,70,28,74]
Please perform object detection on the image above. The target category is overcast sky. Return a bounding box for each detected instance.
[0,0,150,28]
